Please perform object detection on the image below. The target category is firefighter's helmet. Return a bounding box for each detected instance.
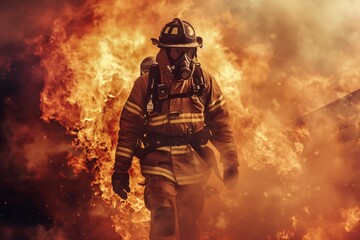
[151,18,203,48]
[140,56,156,76]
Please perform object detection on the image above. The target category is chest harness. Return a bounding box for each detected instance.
[134,64,222,181]
[135,63,211,158]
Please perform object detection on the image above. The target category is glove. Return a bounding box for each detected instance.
[220,148,239,189]
[112,171,130,200]
[223,166,239,189]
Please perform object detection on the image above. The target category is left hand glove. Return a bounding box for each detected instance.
[223,166,239,189]
[112,171,130,200]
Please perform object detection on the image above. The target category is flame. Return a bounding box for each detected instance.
[276,230,294,240]
[302,227,327,240]
[36,1,155,238]
[342,206,360,232]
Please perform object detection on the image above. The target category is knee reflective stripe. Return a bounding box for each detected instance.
[153,207,175,236]
[141,166,176,182]
[176,171,210,185]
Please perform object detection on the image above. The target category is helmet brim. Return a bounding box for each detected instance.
[151,37,203,48]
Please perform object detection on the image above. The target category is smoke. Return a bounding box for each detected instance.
[225,0,360,111]
[190,0,360,239]
[1,0,360,239]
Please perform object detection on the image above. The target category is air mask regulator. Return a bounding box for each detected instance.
[166,48,196,80]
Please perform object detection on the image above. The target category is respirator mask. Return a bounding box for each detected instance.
[167,47,196,80]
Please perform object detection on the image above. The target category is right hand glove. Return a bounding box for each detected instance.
[223,166,239,189]
[221,149,239,190]
[112,171,130,200]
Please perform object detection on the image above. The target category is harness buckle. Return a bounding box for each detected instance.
[146,100,154,113]
[158,83,168,100]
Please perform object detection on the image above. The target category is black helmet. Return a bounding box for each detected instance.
[151,18,203,48]
[140,56,156,76]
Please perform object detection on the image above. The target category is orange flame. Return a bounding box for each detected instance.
[36,1,154,238]
[342,206,360,232]
[276,230,294,240]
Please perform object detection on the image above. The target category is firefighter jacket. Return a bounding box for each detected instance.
[114,48,239,185]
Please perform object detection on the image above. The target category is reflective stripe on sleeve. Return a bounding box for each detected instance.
[116,146,134,158]
[207,95,225,112]
[124,100,144,118]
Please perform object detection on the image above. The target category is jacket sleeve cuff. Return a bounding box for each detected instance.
[221,150,239,168]
[114,157,132,172]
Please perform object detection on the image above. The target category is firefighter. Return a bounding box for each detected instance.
[112,18,239,240]
[140,56,156,76]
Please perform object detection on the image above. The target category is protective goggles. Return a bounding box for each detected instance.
[168,47,195,61]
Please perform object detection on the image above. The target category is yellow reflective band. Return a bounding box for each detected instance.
[148,113,204,127]
[179,113,204,118]
[207,99,226,112]
[127,101,143,114]
[116,151,132,158]
[169,117,204,124]
[147,119,167,127]
[208,95,224,108]
[207,95,225,112]
[124,101,144,118]
[148,114,169,126]
[171,145,189,155]
[117,146,133,153]
[150,114,167,122]
[116,146,133,158]
[154,145,190,155]
[141,166,176,182]
[176,171,210,185]
[155,146,171,152]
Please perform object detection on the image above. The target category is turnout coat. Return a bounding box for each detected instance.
[115,49,239,185]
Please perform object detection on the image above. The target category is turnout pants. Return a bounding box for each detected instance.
[144,175,206,240]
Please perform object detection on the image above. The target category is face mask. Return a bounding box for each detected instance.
[167,48,196,80]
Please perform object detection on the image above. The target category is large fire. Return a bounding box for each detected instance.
[1,0,360,239]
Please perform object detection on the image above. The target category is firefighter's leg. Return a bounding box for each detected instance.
[176,182,206,240]
[144,175,179,240]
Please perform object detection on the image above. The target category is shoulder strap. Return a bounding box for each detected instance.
[146,64,160,114]
[192,64,205,96]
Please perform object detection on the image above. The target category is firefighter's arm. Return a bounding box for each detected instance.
[112,76,146,199]
[204,73,239,188]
